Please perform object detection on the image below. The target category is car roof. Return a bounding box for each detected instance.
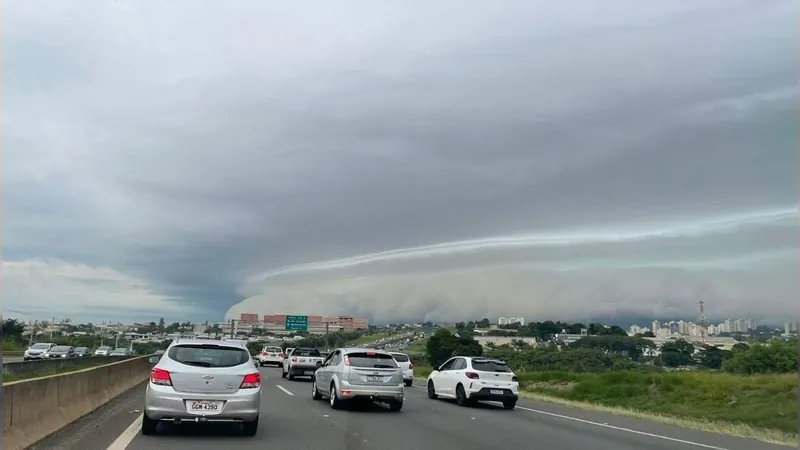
[340,347,392,355]
[169,338,246,349]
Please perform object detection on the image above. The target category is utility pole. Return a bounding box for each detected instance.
[115,332,120,349]
[230,319,235,339]
[325,323,330,353]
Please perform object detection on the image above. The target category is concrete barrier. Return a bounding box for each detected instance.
[3,355,151,450]
[3,356,135,378]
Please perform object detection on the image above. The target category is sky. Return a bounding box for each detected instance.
[3,0,797,325]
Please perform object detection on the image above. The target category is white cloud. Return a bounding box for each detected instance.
[1,259,183,322]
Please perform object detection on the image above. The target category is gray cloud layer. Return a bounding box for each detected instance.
[3,0,797,324]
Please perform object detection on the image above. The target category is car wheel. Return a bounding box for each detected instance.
[388,400,403,412]
[330,384,342,410]
[427,380,438,399]
[312,379,323,400]
[502,399,517,410]
[288,372,295,381]
[141,414,157,435]
[404,379,413,387]
[281,370,287,378]
[242,416,259,436]
[455,384,470,407]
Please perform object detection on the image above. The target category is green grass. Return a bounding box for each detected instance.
[413,366,798,445]
[405,337,429,356]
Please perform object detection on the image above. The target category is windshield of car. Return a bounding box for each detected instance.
[75,347,88,351]
[51,346,70,352]
[264,347,282,352]
[168,344,251,368]
[30,343,51,349]
[347,352,398,368]
[391,353,410,362]
[112,348,127,352]
[293,348,321,357]
[471,360,513,373]
[97,346,111,351]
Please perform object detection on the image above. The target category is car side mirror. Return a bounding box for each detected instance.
[148,356,160,364]
[432,366,440,372]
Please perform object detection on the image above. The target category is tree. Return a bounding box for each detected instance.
[3,318,25,341]
[697,344,731,369]
[157,317,166,333]
[426,328,482,367]
[722,336,797,374]
[660,339,695,367]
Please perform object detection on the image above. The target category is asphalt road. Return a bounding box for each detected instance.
[31,366,791,450]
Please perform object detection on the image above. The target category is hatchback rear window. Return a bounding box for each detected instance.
[31,343,51,349]
[471,360,512,372]
[391,353,410,362]
[168,344,251,368]
[264,347,282,352]
[293,348,321,357]
[347,352,398,368]
[52,346,71,352]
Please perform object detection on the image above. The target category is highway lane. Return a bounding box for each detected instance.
[32,365,791,450]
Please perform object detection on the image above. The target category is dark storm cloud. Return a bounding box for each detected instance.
[3,0,797,322]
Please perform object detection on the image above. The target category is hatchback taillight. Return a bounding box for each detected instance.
[409,363,414,370]
[291,356,297,362]
[465,371,479,379]
[150,368,172,386]
[280,353,286,358]
[512,376,518,382]
[240,372,261,389]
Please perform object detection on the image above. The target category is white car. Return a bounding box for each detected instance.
[389,352,414,387]
[425,356,518,410]
[257,346,284,367]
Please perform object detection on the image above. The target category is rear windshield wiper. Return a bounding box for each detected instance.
[181,360,214,367]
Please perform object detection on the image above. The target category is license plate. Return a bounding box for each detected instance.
[186,400,223,414]
[367,376,383,382]
[490,390,504,395]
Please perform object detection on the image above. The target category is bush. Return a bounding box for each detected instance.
[486,346,637,372]
[723,336,797,374]
[521,370,798,434]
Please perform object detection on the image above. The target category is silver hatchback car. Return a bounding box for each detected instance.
[311,348,404,411]
[143,339,262,436]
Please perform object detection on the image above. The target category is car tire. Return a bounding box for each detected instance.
[427,380,438,399]
[388,400,403,412]
[141,414,157,435]
[242,416,259,436]
[312,378,323,400]
[281,370,287,378]
[455,384,470,407]
[330,384,343,410]
[404,379,413,387]
[288,372,295,381]
[502,399,517,410]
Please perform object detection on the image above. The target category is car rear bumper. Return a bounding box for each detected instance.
[259,357,282,365]
[339,381,404,401]
[466,387,519,402]
[144,384,261,421]
[288,366,319,375]
[402,369,413,380]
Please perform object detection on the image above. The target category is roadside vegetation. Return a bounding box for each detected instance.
[410,327,798,445]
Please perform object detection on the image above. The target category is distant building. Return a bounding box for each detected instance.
[497,317,525,326]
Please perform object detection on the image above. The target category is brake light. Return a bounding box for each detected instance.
[260,352,267,356]
[240,372,261,389]
[366,351,376,357]
[512,376,518,382]
[465,372,479,379]
[344,355,351,366]
[291,356,297,362]
[280,353,286,358]
[150,368,172,386]
[409,363,414,370]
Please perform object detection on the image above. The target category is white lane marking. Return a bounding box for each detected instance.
[276,385,295,396]
[514,406,730,450]
[411,384,727,450]
[106,414,142,450]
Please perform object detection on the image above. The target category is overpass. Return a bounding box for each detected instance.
[3,356,789,450]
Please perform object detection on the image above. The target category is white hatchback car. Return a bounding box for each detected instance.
[389,352,414,387]
[425,356,519,410]
[143,338,262,436]
[257,346,284,367]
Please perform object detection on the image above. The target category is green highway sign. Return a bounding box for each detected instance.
[285,315,308,331]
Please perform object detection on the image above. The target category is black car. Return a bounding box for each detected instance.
[47,345,76,358]
[74,347,92,357]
